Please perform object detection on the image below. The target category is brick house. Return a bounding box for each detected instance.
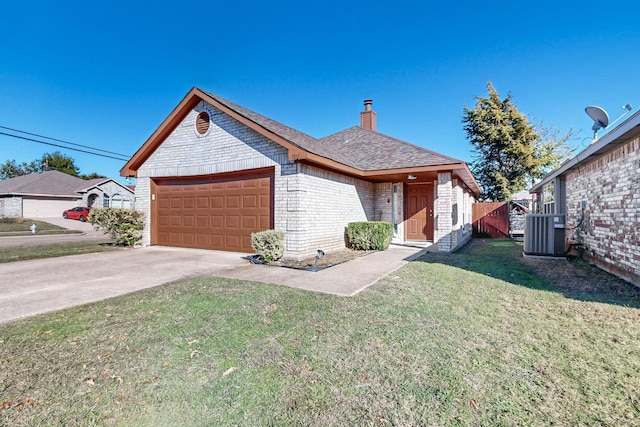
[121,87,480,259]
[0,170,134,218]
[530,111,640,286]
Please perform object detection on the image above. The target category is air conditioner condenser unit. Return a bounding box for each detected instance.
[523,214,566,256]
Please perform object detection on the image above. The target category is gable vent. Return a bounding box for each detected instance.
[196,111,210,135]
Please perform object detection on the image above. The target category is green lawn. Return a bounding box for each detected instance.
[0,241,119,263]
[1,240,639,426]
[0,217,79,236]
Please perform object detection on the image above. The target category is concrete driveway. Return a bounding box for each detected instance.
[0,244,427,324]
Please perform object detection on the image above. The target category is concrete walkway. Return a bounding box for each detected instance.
[0,244,428,324]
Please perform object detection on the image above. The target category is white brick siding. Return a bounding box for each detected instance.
[435,172,452,251]
[431,172,474,252]
[565,137,639,286]
[0,196,23,218]
[285,164,375,259]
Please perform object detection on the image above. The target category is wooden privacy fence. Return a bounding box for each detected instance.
[472,202,510,238]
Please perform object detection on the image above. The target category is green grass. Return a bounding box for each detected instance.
[0,241,120,263]
[0,217,80,236]
[1,240,639,426]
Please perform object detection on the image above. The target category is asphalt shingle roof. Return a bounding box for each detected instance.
[0,170,90,196]
[319,127,463,170]
[203,89,464,171]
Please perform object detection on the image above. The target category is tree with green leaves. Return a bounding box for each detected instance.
[0,152,106,180]
[463,81,571,201]
[0,159,39,179]
[79,172,107,180]
[39,151,80,176]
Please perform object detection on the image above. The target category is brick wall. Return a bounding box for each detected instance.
[287,164,374,259]
[435,172,452,251]
[433,173,474,252]
[135,177,151,246]
[0,196,23,218]
[565,137,639,286]
[138,101,289,179]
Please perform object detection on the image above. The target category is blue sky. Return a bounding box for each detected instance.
[2,1,640,181]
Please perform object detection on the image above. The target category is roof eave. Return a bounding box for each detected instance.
[0,192,81,198]
[297,156,481,196]
[530,110,640,193]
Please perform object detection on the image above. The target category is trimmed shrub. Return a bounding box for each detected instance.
[346,221,393,251]
[250,230,285,262]
[88,208,144,247]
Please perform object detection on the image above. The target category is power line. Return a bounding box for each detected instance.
[0,125,131,159]
[0,131,130,162]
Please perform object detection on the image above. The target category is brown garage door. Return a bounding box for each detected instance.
[152,169,273,252]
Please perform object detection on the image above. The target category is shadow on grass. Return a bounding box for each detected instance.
[413,238,640,309]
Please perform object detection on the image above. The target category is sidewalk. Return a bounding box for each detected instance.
[0,244,428,324]
[224,244,429,296]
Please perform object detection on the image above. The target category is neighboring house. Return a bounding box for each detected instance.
[121,87,481,259]
[530,111,640,286]
[79,178,135,209]
[0,170,135,218]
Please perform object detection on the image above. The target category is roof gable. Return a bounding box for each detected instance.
[76,178,135,195]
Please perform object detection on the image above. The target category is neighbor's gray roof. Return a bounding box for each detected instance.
[203,90,466,171]
[0,170,85,197]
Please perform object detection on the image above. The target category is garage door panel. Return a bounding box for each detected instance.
[225,235,241,249]
[183,215,195,227]
[154,171,273,252]
[211,215,224,227]
[170,198,182,209]
[183,197,195,209]
[226,216,240,229]
[243,216,257,229]
[243,195,257,208]
[196,215,209,227]
[170,215,182,226]
[226,195,240,208]
[260,217,271,229]
[197,197,209,209]
[211,196,224,208]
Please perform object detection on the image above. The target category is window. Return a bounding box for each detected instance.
[103,194,110,208]
[542,182,554,213]
[111,194,123,208]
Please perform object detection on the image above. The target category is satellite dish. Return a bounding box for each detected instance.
[585,106,610,140]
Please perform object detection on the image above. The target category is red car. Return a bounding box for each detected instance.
[62,207,91,222]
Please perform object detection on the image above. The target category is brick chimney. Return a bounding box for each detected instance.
[360,99,376,131]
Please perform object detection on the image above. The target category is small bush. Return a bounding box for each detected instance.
[346,221,393,251]
[251,230,285,262]
[88,208,144,247]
